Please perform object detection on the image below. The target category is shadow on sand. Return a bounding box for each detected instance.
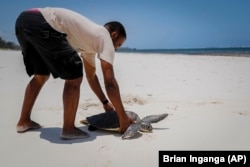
[38,126,121,144]
[37,125,169,144]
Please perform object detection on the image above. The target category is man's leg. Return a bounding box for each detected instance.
[61,77,89,139]
[16,74,49,132]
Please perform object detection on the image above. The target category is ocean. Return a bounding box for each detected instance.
[117,47,250,57]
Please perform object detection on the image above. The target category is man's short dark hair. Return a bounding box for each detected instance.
[104,21,127,39]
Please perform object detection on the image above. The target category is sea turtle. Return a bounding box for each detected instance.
[80,111,168,139]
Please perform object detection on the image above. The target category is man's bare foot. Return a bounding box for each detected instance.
[16,121,42,133]
[60,127,89,140]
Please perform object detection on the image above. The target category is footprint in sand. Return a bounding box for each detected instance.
[237,111,250,116]
[122,95,147,105]
[79,95,148,110]
[197,101,223,106]
[80,103,101,110]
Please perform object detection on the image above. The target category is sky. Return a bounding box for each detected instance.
[0,0,250,49]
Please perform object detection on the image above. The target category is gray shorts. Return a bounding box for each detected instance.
[15,10,83,79]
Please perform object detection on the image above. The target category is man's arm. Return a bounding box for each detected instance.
[82,57,114,111]
[100,59,132,133]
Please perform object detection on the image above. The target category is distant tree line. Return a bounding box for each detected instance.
[0,37,20,50]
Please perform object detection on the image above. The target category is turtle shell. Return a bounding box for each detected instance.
[86,111,120,131]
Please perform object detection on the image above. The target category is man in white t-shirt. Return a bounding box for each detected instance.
[15,7,132,140]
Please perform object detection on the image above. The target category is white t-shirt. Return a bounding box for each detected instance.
[38,7,115,67]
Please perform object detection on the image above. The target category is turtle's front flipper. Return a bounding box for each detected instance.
[121,123,141,140]
[88,125,98,131]
[141,113,168,124]
[80,119,89,125]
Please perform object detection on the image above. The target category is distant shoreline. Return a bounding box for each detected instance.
[117,47,250,57]
[2,47,250,57]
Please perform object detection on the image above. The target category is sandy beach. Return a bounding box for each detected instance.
[0,50,250,166]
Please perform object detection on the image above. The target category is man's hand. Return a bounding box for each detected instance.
[119,115,133,133]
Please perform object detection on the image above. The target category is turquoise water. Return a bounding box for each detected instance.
[117,47,250,56]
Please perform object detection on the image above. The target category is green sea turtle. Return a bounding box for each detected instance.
[80,111,168,139]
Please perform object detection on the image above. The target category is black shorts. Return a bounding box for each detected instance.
[15,10,83,80]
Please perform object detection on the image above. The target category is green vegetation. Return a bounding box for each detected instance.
[0,37,20,50]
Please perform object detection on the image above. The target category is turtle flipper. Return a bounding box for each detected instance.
[80,119,89,125]
[141,113,168,123]
[121,123,141,140]
[88,125,98,131]
[126,111,141,122]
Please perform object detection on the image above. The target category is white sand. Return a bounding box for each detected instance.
[0,50,249,166]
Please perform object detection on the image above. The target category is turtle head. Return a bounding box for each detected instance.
[139,122,153,132]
